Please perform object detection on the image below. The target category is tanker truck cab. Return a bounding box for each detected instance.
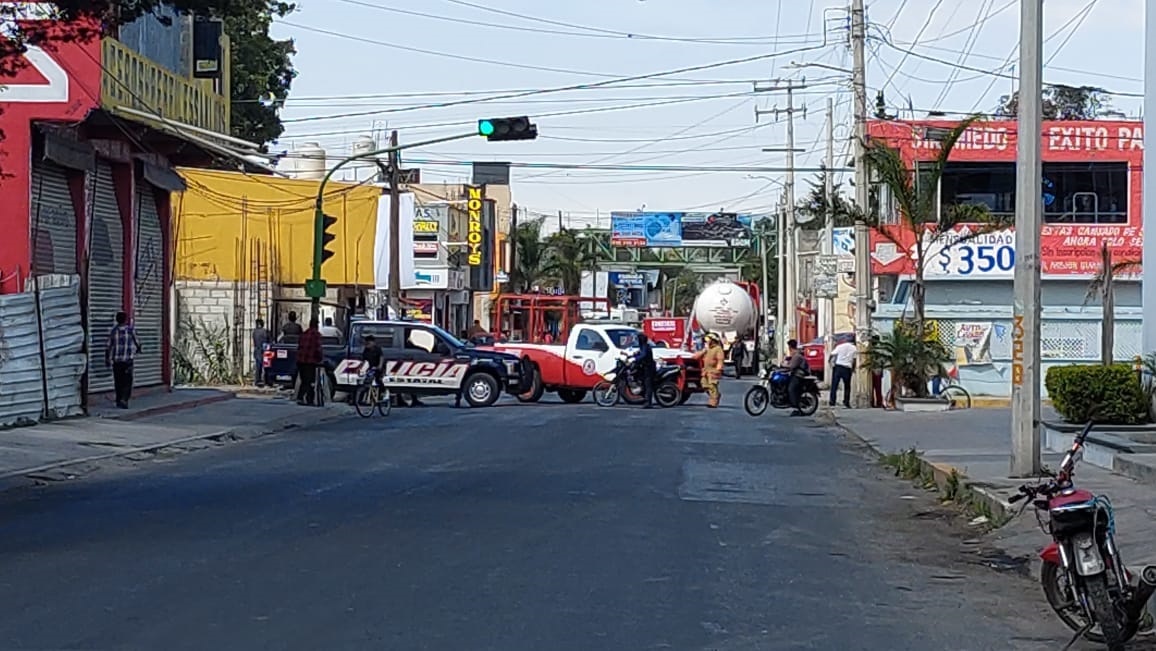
[483,322,692,403]
[333,320,525,407]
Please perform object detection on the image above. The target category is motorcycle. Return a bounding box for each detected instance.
[593,351,647,407]
[1010,422,1156,650]
[743,364,819,417]
[594,353,683,408]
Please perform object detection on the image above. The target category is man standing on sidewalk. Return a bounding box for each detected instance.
[105,311,141,409]
[828,335,857,409]
[295,318,324,406]
[252,318,270,387]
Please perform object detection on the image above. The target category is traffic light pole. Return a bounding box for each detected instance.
[387,130,402,318]
[306,130,479,320]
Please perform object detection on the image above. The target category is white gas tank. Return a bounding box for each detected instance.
[692,281,756,334]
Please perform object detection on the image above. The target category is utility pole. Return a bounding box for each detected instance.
[1010,0,1044,477]
[776,194,787,356]
[1145,0,1156,357]
[850,0,873,408]
[387,130,402,317]
[755,79,806,350]
[822,97,836,365]
[759,223,771,350]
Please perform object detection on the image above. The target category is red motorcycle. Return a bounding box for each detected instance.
[1011,423,1156,650]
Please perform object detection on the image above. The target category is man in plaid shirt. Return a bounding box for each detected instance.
[104,311,142,409]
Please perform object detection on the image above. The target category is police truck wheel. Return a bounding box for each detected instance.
[516,367,544,403]
[464,372,500,407]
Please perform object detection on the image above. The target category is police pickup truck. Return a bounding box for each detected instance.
[332,320,526,407]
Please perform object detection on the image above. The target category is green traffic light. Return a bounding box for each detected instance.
[478,120,495,136]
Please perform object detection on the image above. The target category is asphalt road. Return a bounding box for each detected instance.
[0,382,1083,650]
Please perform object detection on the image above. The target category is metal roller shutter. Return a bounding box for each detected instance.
[29,161,77,276]
[134,185,164,387]
[87,162,124,393]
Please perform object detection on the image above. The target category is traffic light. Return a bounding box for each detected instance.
[320,213,338,264]
[478,116,538,142]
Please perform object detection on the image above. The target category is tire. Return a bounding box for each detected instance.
[593,381,619,407]
[655,381,681,408]
[798,389,820,416]
[1086,574,1130,650]
[516,366,545,403]
[942,384,972,410]
[377,388,392,417]
[557,388,587,404]
[463,372,500,407]
[744,386,769,417]
[354,385,375,418]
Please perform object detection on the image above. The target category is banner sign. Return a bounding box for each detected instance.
[872,223,1143,279]
[610,212,754,248]
[952,322,994,366]
[466,185,485,266]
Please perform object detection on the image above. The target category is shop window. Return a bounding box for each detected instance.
[940,162,1016,222]
[1042,162,1128,224]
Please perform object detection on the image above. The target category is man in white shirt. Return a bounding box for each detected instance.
[829,336,858,408]
[320,317,343,339]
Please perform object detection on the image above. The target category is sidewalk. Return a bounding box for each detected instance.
[0,388,346,485]
[829,406,1156,570]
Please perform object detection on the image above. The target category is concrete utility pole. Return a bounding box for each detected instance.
[387,130,402,316]
[760,219,772,350]
[1143,0,1156,356]
[755,80,806,349]
[776,194,787,356]
[1010,0,1044,477]
[850,0,873,408]
[822,97,836,365]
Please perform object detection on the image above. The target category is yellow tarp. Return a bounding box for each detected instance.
[174,168,381,285]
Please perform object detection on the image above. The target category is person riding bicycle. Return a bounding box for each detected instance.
[361,334,385,390]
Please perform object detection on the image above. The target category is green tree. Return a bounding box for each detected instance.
[542,228,598,295]
[225,3,296,144]
[509,217,547,293]
[996,84,1110,120]
[795,170,858,231]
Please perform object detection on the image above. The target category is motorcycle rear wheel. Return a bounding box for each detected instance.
[744,386,769,416]
[655,381,681,408]
[1041,560,1138,645]
[1086,574,1129,650]
[798,390,819,416]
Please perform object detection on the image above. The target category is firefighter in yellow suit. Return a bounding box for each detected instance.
[695,334,726,408]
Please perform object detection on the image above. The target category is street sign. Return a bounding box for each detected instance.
[304,278,327,299]
[837,256,855,273]
[816,254,839,275]
[814,277,838,299]
[814,254,839,299]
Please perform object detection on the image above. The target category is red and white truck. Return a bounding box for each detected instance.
[480,322,701,404]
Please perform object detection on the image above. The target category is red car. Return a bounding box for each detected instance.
[802,332,855,382]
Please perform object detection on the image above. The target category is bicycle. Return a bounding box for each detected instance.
[883,368,972,410]
[353,368,392,418]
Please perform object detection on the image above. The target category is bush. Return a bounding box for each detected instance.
[865,328,952,398]
[1045,364,1149,424]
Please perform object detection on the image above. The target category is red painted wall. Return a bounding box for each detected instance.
[0,16,102,293]
[864,119,1145,278]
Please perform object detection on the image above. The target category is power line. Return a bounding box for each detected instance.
[275,34,833,124]
[334,0,824,45]
[400,159,842,172]
[881,0,946,93]
[930,0,997,109]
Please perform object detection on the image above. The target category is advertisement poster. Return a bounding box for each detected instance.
[401,298,433,323]
[952,322,993,366]
[610,212,754,248]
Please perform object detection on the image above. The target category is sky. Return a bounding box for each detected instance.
[268,0,1145,230]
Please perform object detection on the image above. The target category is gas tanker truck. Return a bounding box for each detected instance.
[690,280,760,377]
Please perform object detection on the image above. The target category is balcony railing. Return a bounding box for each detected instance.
[100,37,228,135]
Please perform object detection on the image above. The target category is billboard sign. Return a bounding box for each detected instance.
[610,212,754,248]
[466,185,485,266]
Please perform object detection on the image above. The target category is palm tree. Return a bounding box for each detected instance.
[542,227,598,295]
[862,115,1007,338]
[509,217,547,293]
[1084,243,1138,365]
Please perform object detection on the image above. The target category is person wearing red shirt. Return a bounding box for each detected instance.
[295,318,324,405]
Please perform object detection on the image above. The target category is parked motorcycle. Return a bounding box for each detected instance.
[743,365,819,417]
[653,364,683,408]
[1011,422,1156,650]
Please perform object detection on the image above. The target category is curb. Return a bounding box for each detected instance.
[822,409,1014,525]
[101,392,236,422]
[4,405,347,483]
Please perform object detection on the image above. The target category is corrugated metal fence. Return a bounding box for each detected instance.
[872,304,1144,398]
[0,275,87,426]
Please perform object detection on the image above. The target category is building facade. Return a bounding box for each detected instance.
[864,118,1145,396]
[0,9,231,405]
